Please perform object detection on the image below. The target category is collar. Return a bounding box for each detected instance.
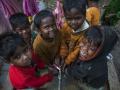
[72,20,90,34]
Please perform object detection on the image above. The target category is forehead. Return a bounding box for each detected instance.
[65,8,83,17]
[41,16,54,25]
[14,45,27,54]
[16,25,30,30]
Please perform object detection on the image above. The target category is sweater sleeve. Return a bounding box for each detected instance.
[59,32,68,59]
[24,73,53,88]
[65,46,80,65]
[32,51,45,69]
[9,65,53,89]
[86,8,92,24]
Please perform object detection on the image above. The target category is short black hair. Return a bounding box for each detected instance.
[9,13,30,30]
[85,26,102,46]
[0,32,26,63]
[89,0,99,3]
[63,0,86,16]
[34,10,54,29]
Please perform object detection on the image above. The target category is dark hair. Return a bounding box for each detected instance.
[34,10,54,29]
[89,0,99,3]
[63,0,86,16]
[0,32,26,63]
[85,26,102,46]
[9,13,30,30]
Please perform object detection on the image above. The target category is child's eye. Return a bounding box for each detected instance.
[66,17,72,21]
[75,17,82,20]
[90,47,97,51]
[13,54,21,59]
[23,48,28,53]
[16,55,21,59]
[44,26,49,30]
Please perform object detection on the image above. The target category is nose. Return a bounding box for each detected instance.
[48,27,53,32]
[20,30,27,36]
[48,30,54,38]
[47,27,55,37]
[71,19,76,24]
[23,30,29,36]
[22,54,28,60]
[22,30,26,34]
[81,46,88,53]
[21,55,28,64]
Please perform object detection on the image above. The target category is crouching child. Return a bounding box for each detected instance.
[66,26,118,90]
[0,32,53,89]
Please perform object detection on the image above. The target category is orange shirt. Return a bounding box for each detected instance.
[33,31,68,64]
[86,7,100,25]
[61,21,89,64]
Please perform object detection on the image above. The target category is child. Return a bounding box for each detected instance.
[0,32,53,89]
[33,10,68,65]
[9,13,31,44]
[86,0,100,26]
[66,26,118,89]
[62,0,89,65]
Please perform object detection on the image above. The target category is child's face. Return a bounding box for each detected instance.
[11,45,32,67]
[79,38,98,60]
[65,8,85,31]
[15,26,31,44]
[39,16,57,42]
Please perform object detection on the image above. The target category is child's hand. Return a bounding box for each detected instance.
[40,70,49,76]
[42,72,53,82]
[62,63,67,72]
[54,56,65,66]
[36,81,52,89]
[48,65,58,76]
[54,57,60,65]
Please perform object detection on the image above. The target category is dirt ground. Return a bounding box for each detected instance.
[111,22,120,81]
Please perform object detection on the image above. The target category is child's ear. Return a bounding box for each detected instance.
[9,56,14,64]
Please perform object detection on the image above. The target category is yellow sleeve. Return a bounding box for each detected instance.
[61,22,72,44]
[65,46,80,65]
[86,7,100,25]
[65,34,85,65]
[86,8,92,24]
[93,8,100,25]
[33,34,41,51]
[59,31,68,59]
[59,44,68,59]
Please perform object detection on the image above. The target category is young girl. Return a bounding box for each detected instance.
[0,32,53,89]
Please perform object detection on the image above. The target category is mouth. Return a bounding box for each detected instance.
[47,38,54,42]
[80,51,87,56]
[24,59,32,65]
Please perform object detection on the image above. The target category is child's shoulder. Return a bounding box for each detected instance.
[33,34,43,49]
[87,7,99,12]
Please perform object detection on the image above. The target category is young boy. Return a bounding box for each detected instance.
[9,13,31,44]
[62,0,89,65]
[33,10,68,65]
[66,26,118,89]
[0,32,53,89]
